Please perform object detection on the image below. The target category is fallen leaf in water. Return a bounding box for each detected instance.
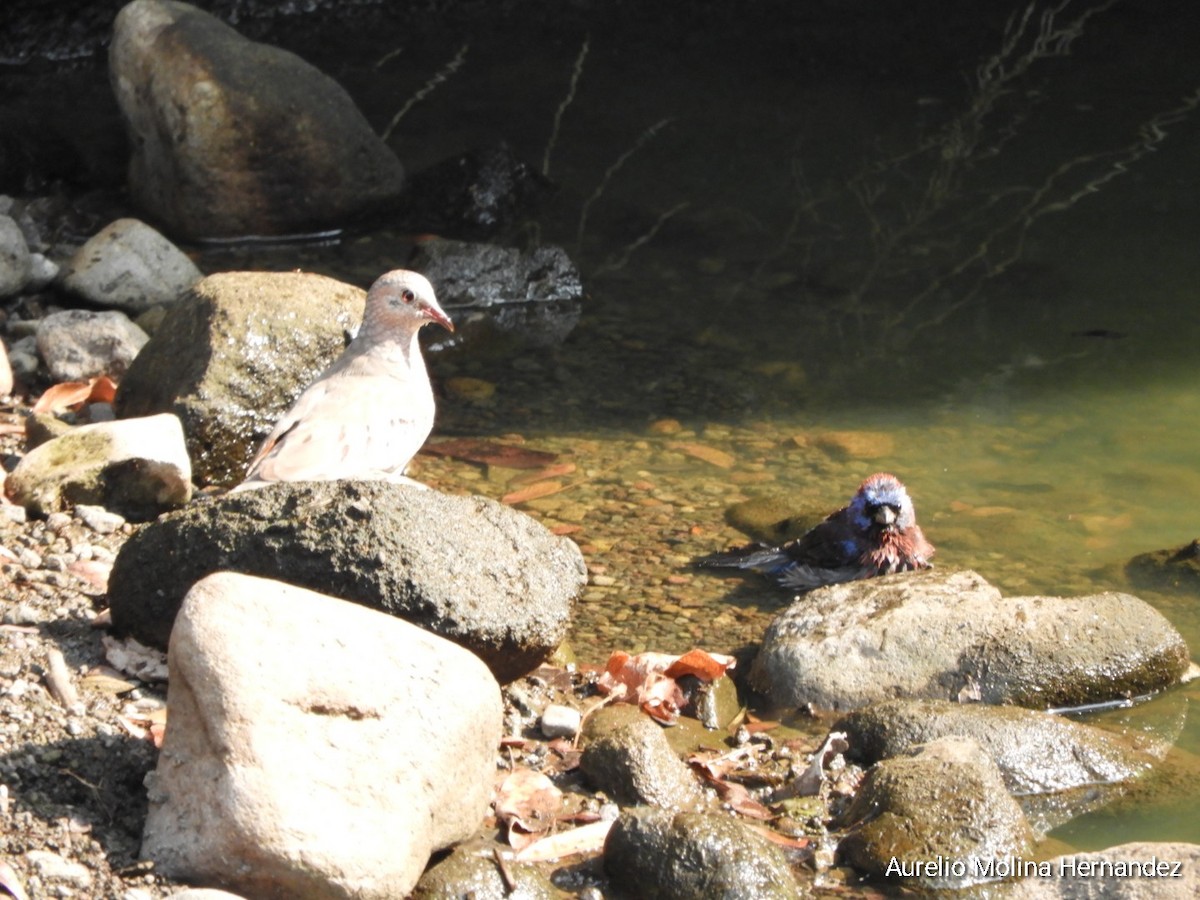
[509,462,577,484]
[514,820,613,862]
[550,524,583,536]
[31,375,118,414]
[422,438,558,469]
[670,442,735,469]
[502,480,565,505]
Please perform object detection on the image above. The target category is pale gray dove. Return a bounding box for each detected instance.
[235,269,454,490]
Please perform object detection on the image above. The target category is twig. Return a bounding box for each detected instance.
[381,43,469,142]
[543,36,590,178]
[576,118,674,247]
[45,648,79,709]
[492,848,518,893]
[595,201,689,275]
[372,47,404,70]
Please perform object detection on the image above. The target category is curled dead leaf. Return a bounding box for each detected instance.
[31,375,118,415]
[502,480,565,505]
[670,442,736,469]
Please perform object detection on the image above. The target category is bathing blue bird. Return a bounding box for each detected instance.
[694,473,935,591]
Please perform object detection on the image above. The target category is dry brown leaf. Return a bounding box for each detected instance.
[513,820,613,863]
[663,648,736,682]
[494,768,563,840]
[670,442,736,469]
[502,480,565,505]
[31,375,118,415]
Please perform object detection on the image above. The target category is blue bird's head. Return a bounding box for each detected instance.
[848,473,917,534]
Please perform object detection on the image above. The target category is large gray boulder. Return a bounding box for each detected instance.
[749,569,1190,712]
[107,480,587,683]
[109,0,406,238]
[113,270,363,486]
[142,572,502,899]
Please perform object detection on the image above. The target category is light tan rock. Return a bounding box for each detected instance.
[5,413,192,518]
[142,572,503,900]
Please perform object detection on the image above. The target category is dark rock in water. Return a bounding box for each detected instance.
[410,842,558,900]
[834,699,1161,796]
[402,143,555,240]
[114,270,363,487]
[412,238,582,350]
[722,493,824,544]
[109,0,406,238]
[579,705,704,811]
[1127,539,1200,593]
[604,806,804,900]
[106,480,586,683]
[836,736,1033,888]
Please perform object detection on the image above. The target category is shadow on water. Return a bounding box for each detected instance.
[7,0,1200,852]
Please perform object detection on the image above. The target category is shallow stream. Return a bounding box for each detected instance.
[52,0,1200,858]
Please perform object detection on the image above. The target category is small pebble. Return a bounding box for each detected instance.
[44,512,72,532]
[75,505,126,535]
[540,703,582,739]
[3,603,39,625]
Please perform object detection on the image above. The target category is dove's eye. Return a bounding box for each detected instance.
[401,289,416,303]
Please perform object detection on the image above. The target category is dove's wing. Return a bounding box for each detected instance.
[244,371,434,483]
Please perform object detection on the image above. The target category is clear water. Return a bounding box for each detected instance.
[194,0,1200,852]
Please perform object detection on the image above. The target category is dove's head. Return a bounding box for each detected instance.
[362,269,455,337]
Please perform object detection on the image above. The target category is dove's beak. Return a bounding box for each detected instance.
[424,306,455,332]
[874,505,898,527]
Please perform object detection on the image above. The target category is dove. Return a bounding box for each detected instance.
[235,269,454,490]
[694,472,935,591]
